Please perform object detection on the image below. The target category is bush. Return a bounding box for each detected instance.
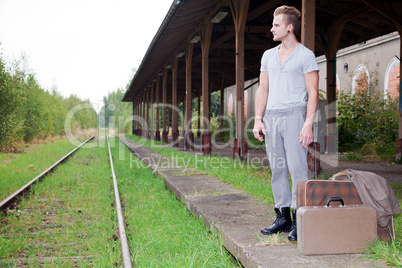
[0,56,25,151]
[337,90,399,154]
[361,143,377,156]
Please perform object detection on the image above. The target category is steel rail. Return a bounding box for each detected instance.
[107,136,133,268]
[0,135,95,211]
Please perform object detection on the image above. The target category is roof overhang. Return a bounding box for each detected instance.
[123,0,402,103]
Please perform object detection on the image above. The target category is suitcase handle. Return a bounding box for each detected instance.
[326,197,345,207]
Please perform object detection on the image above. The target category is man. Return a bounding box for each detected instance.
[253,5,319,241]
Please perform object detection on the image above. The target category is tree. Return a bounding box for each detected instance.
[101,88,132,133]
[0,48,98,151]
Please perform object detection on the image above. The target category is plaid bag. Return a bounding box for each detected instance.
[296,180,362,207]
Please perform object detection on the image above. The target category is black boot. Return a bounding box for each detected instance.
[288,210,297,241]
[261,207,291,235]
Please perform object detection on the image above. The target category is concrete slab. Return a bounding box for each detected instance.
[118,137,387,268]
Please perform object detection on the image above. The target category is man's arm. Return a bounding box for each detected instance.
[300,70,319,148]
[253,71,269,142]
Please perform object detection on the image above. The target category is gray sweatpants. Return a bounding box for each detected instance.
[263,106,308,210]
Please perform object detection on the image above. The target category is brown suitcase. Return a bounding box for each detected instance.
[296,179,395,242]
[297,197,377,255]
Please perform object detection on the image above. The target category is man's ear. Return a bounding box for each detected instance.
[287,24,294,33]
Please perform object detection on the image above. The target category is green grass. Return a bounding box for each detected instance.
[0,139,121,267]
[0,138,85,201]
[364,237,401,266]
[123,134,274,204]
[110,136,239,267]
[123,134,402,267]
[338,145,396,162]
[339,152,363,161]
[364,183,402,266]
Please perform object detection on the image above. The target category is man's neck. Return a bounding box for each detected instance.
[279,36,300,51]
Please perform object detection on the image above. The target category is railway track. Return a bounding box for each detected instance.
[0,135,133,267]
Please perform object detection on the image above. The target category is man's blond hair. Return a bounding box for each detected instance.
[273,5,301,34]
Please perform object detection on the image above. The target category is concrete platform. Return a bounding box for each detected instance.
[119,136,387,268]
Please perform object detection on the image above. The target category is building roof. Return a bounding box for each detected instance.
[123,0,402,102]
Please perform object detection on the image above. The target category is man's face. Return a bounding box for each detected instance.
[270,14,289,41]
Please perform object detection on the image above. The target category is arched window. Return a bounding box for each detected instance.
[384,57,400,100]
[352,64,370,95]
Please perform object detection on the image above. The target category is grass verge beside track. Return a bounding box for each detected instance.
[110,136,239,267]
[0,137,87,201]
[123,134,274,204]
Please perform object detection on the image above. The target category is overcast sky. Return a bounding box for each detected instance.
[0,0,173,111]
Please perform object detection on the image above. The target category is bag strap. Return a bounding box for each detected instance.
[329,171,350,181]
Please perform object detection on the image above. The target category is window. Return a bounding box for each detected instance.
[352,64,370,94]
[384,57,400,100]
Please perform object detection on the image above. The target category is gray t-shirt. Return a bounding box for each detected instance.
[260,44,318,110]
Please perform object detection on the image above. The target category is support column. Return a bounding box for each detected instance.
[139,94,142,136]
[219,78,225,141]
[138,101,141,136]
[182,101,185,136]
[133,100,137,135]
[185,43,194,150]
[301,0,316,51]
[197,88,201,137]
[150,79,155,140]
[230,0,250,159]
[155,73,161,141]
[142,93,146,137]
[172,57,179,146]
[302,0,319,173]
[143,94,146,137]
[200,23,213,154]
[136,102,140,135]
[146,87,151,138]
[134,101,137,135]
[137,99,141,136]
[131,100,136,135]
[162,68,169,143]
[325,58,337,154]
[325,22,344,154]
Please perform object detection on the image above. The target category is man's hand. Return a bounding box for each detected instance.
[253,119,266,142]
[299,123,313,148]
